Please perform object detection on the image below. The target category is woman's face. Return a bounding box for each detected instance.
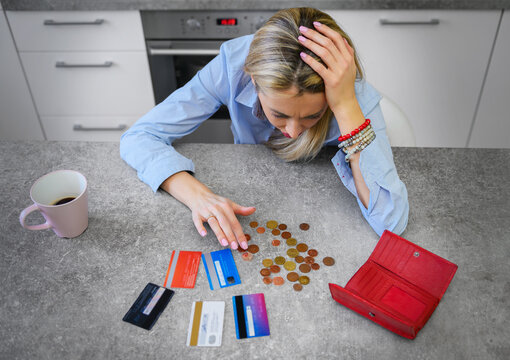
[257,87,328,139]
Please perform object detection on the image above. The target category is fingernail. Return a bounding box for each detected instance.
[241,241,248,249]
[221,238,228,246]
[200,230,207,237]
[298,35,306,43]
[313,21,322,27]
[299,26,308,32]
[230,242,238,250]
[300,52,307,59]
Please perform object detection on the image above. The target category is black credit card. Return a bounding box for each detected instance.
[122,283,174,330]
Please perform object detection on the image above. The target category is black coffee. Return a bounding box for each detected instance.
[51,196,76,206]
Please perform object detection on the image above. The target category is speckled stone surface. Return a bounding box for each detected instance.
[1,0,510,10]
[0,141,509,359]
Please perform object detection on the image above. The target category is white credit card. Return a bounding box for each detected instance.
[186,301,225,347]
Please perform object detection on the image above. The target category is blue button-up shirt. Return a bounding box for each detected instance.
[120,34,409,236]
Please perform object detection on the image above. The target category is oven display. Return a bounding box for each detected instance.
[216,18,238,26]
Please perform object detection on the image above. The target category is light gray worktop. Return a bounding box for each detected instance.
[1,0,510,10]
[0,141,508,359]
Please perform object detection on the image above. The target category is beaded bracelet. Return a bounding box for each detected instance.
[339,124,374,149]
[341,130,375,153]
[338,119,371,142]
[344,132,376,162]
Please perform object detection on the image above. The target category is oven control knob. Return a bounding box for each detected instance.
[186,18,201,31]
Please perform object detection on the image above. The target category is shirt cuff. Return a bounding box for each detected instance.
[139,155,195,193]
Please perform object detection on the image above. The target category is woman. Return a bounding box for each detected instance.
[120,8,409,250]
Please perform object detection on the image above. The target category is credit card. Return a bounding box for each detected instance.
[163,250,202,288]
[186,301,225,347]
[232,293,270,339]
[202,248,241,290]
[122,283,174,330]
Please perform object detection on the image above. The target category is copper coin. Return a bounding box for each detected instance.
[284,261,296,271]
[287,248,299,258]
[263,277,272,285]
[272,239,281,246]
[308,249,318,257]
[299,264,311,273]
[304,256,315,264]
[273,276,284,286]
[244,234,251,241]
[295,256,305,263]
[311,263,320,270]
[262,258,273,268]
[274,256,286,265]
[281,231,291,239]
[237,247,245,253]
[242,252,253,261]
[299,276,310,285]
[296,243,309,252]
[270,265,281,273]
[248,244,259,254]
[249,221,258,228]
[266,220,278,229]
[272,229,281,236]
[299,223,310,231]
[256,227,265,234]
[323,257,335,266]
[293,283,303,292]
[287,272,299,282]
[278,224,287,230]
[286,238,297,246]
[260,268,271,277]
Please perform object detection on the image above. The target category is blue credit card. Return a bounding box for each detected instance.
[202,248,241,290]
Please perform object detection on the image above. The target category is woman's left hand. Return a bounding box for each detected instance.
[298,22,358,114]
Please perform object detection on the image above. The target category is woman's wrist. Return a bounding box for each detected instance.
[161,171,211,210]
[332,97,365,133]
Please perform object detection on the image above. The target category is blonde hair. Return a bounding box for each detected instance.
[244,7,364,161]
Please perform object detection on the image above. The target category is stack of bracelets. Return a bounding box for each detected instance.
[338,119,376,162]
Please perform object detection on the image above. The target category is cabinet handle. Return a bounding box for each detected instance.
[44,19,104,26]
[379,19,440,26]
[73,124,127,131]
[148,48,221,56]
[55,61,113,68]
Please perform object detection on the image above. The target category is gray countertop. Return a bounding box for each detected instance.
[0,141,508,359]
[1,0,510,10]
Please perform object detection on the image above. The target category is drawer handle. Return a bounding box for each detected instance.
[149,48,221,56]
[44,19,104,26]
[379,18,440,26]
[56,61,113,68]
[73,124,127,131]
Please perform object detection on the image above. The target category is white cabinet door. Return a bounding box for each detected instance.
[0,10,44,140]
[469,11,510,148]
[326,10,500,147]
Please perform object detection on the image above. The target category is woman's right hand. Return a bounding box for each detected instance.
[161,171,256,250]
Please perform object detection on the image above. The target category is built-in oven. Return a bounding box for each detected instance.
[141,11,275,143]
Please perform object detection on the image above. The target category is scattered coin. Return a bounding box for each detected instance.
[237,247,245,253]
[272,239,281,246]
[287,248,299,258]
[311,263,320,270]
[247,244,260,254]
[244,234,251,241]
[242,252,253,261]
[323,257,335,266]
[299,264,311,273]
[293,283,303,292]
[274,256,286,265]
[296,243,309,252]
[260,268,271,277]
[299,223,310,231]
[256,227,265,234]
[295,256,305,263]
[270,265,281,273]
[308,249,318,257]
[266,220,278,229]
[287,272,299,282]
[304,256,315,264]
[278,224,287,230]
[281,231,291,239]
[286,238,297,246]
[249,221,258,228]
[299,276,310,285]
[262,258,273,268]
[272,229,281,236]
[273,276,284,286]
[263,277,272,285]
[284,261,296,271]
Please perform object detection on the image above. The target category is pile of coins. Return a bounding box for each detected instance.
[242,219,335,292]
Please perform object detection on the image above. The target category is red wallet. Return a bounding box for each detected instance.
[329,230,458,339]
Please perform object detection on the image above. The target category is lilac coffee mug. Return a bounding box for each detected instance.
[19,170,88,238]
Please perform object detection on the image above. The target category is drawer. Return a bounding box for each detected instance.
[20,51,155,116]
[41,115,139,141]
[7,11,145,51]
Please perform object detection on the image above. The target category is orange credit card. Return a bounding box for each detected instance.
[163,250,202,288]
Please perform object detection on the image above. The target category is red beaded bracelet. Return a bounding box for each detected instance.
[338,119,371,142]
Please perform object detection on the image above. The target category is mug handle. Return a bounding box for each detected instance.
[19,204,52,231]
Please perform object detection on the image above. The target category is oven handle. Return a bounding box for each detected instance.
[148,48,221,56]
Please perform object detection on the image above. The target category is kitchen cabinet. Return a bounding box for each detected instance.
[0,10,43,140]
[326,10,500,147]
[469,11,510,148]
[6,11,155,141]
